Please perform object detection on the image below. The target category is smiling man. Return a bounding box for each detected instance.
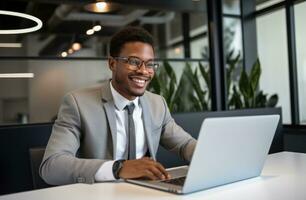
[40,27,197,185]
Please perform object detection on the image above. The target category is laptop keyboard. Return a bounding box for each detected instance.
[162,176,186,186]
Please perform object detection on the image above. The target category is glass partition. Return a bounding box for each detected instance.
[295,1,306,124]
[256,9,291,123]
[0,59,110,124]
[0,59,211,125]
[0,0,209,125]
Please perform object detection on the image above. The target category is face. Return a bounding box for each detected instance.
[109,42,155,100]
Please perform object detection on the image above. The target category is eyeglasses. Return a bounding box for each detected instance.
[113,56,159,72]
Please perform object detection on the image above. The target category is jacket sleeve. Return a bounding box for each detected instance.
[39,93,104,185]
[159,97,197,162]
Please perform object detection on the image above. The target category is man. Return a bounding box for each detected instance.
[40,26,197,185]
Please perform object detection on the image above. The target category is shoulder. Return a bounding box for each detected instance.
[142,90,168,114]
[143,90,165,104]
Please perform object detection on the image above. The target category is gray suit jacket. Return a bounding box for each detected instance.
[40,82,197,185]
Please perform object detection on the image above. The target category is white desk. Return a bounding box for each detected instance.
[1,152,306,200]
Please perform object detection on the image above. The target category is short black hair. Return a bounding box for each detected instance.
[109,26,154,57]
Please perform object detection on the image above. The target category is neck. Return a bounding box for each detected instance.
[111,80,136,101]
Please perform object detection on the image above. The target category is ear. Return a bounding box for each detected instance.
[108,57,116,71]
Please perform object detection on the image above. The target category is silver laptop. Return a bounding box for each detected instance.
[126,114,280,194]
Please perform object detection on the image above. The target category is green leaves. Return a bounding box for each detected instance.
[148,57,278,113]
[267,94,279,107]
[148,62,211,113]
[250,59,261,93]
[239,68,253,107]
[233,58,278,108]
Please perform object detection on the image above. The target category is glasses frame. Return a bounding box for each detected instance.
[112,56,159,72]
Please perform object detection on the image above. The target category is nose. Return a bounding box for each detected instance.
[136,62,150,74]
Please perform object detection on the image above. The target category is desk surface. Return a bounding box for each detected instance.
[1,152,306,200]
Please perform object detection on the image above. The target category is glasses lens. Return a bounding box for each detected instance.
[128,57,142,67]
[146,62,159,70]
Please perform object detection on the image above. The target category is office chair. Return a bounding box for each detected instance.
[28,147,52,189]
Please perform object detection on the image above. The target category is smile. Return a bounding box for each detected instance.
[132,78,145,84]
[130,77,149,88]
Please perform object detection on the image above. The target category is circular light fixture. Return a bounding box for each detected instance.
[0,10,43,34]
[61,51,68,57]
[84,1,121,13]
[96,2,107,10]
[72,42,82,51]
[93,25,102,32]
[86,29,94,35]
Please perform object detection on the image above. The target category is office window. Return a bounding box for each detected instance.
[165,12,208,59]
[190,13,208,59]
[256,9,291,123]
[223,0,241,15]
[256,0,284,10]
[223,17,243,59]
[295,1,306,124]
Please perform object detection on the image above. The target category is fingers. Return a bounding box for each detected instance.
[141,158,170,180]
[119,158,171,180]
[147,165,166,180]
[154,162,171,179]
[143,169,159,180]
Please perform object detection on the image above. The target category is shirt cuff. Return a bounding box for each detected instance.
[94,160,116,181]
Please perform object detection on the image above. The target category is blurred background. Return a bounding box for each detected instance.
[0,0,305,125]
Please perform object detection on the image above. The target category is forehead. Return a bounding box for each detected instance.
[119,42,154,59]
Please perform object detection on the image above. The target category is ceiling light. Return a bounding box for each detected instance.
[84,1,121,13]
[86,29,94,35]
[174,47,181,54]
[93,25,102,32]
[0,73,34,78]
[61,51,68,57]
[72,42,82,51]
[96,2,107,10]
[68,48,74,54]
[0,43,22,48]
[0,10,42,34]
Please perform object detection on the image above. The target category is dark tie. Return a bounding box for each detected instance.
[125,103,136,160]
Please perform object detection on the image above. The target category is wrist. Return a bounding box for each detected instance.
[112,159,126,179]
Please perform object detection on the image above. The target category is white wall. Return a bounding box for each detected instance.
[0,61,29,99]
[0,37,29,123]
[22,35,112,123]
[28,59,111,123]
[256,9,291,123]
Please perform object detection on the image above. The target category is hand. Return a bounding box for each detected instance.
[119,157,171,180]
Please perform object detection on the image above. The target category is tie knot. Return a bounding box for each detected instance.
[125,103,135,115]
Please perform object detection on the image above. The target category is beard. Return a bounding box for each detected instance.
[113,72,152,99]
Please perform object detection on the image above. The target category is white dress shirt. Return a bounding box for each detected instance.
[95,82,148,181]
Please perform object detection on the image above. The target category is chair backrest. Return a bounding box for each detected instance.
[28,147,52,189]
[0,123,53,195]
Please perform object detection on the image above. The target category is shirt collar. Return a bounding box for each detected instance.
[110,81,139,111]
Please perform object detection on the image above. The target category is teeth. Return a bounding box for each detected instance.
[132,78,145,83]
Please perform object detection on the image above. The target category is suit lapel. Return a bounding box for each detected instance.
[140,95,156,160]
[101,82,117,160]
[101,82,156,160]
